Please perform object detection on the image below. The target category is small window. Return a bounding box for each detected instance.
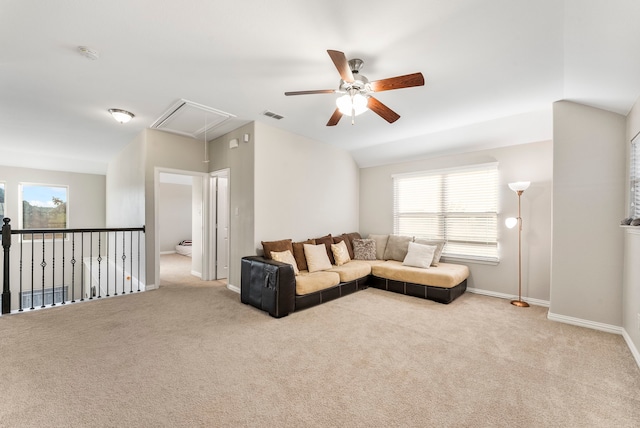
[20,184,68,239]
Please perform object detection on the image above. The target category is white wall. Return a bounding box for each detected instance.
[209,123,255,290]
[106,132,145,228]
[253,121,360,245]
[623,96,640,361]
[158,182,192,253]
[191,177,203,277]
[359,141,553,302]
[550,101,626,327]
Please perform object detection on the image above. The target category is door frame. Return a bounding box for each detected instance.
[154,167,211,286]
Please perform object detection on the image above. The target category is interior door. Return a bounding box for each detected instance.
[210,172,230,280]
[215,175,229,279]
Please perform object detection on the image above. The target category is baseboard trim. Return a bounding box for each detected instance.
[227,284,240,294]
[160,251,176,255]
[466,287,550,308]
[547,311,624,335]
[191,271,202,279]
[622,329,640,369]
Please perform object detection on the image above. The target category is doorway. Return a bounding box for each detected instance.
[158,171,203,283]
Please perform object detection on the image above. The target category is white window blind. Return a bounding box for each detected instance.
[631,134,640,218]
[393,163,498,263]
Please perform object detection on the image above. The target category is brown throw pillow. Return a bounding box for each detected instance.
[340,233,356,259]
[292,239,315,271]
[313,234,335,265]
[261,239,293,260]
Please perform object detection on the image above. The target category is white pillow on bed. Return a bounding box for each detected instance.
[402,242,437,269]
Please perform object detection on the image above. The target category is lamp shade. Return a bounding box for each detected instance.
[336,93,368,116]
[508,181,530,192]
[505,217,518,229]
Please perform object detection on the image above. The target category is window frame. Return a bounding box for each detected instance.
[18,183,69,240]
[392,162,499,264]
[630,133,640,219]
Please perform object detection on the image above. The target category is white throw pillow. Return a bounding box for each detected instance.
[303,243,333,273]
[331,240,351,266]
[402,242,437,269]
[270,250,300,275]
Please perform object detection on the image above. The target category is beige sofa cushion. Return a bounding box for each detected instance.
[331,240,351,266]
[295,271,341,295]
[371,260,469,288]
[327,260,372,282]
[270,249,299,275]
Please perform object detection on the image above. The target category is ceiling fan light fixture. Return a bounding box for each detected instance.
[108,108,134,124]
[336,93,368,116]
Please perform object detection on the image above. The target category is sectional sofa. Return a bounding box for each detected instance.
[241,233,469,318]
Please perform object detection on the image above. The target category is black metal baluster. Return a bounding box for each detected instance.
[114,232,118,296]
[71,233,76,303]
[30,232,34,310]
[80,232,84,302]
[40,232,46,308]
[97,232,102,298]
[106,232,110,297]
[19,234,23,311]
[121,232,126,295]
[61,232,65,305]
[89,233,93,300]
[129,230,133,293]
[51,233,56,306]
[137,231,141,292]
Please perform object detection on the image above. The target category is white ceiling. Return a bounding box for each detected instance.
[2,0,640,174]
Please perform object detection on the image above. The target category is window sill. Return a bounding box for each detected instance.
[620,225,640,235]
[441,256,499,266]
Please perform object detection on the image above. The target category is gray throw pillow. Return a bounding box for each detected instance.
[382,235,414,261]
[368,234,389,260]
[414,238,446,266]
[352,238,377,260]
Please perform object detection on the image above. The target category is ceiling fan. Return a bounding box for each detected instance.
[285,50,424,126]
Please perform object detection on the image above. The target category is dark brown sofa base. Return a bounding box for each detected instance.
[241,256,466,318]
[295,276,370,311]
[369,275,467,304]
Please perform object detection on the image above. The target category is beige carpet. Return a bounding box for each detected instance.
[0,260,639,427]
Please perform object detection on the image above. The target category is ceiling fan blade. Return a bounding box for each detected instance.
[285,89,336,96]
[326,108,343,126]
[370,72,425,92]
[367,97,400,123]
[327,50,354,83]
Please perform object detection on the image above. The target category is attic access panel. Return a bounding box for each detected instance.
[150,99,236,141]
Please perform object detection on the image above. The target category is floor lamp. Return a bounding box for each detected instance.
[506,181,530,307]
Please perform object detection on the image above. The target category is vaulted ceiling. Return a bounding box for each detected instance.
[2,0,640,174]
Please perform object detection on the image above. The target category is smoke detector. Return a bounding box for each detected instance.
[78,46,99,60]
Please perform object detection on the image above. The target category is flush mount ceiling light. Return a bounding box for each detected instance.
[108,109,134,124]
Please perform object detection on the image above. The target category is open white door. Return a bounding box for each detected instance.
[210,170,230,280]
[216,175,229,279]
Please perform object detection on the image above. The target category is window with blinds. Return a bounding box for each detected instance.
[631,134,640,218]
[393,163,498,263]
